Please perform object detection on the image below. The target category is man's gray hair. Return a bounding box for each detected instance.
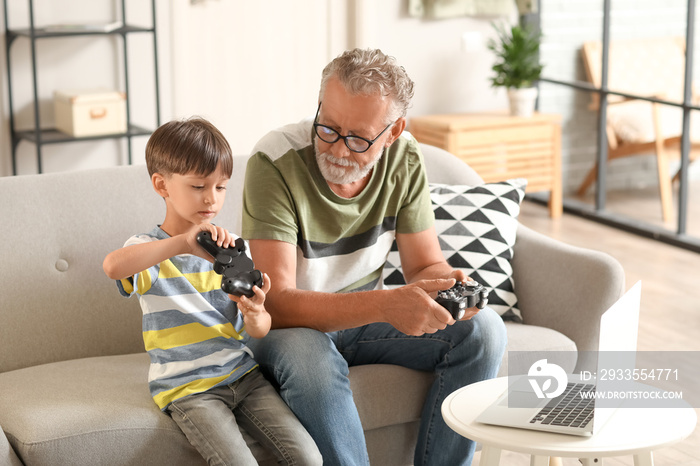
[319,48,415,123]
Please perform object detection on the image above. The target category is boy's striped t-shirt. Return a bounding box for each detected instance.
[241,121,434,294]
[117,227,257,410]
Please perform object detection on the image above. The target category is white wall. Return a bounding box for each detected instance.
[3,0,697,194]
[350,0,513,118]
[166,0,510,157]
[0,0,510,176]
[167,0,348,158]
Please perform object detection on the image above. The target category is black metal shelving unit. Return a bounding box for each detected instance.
[2,0,161,175]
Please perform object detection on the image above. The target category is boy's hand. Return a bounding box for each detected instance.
[185,223,234,261]
[229,273,272,339]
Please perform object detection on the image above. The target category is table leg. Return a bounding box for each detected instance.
[633,451,654,466]
[479,445,502,465]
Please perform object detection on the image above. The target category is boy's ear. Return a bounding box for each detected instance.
[151,173,168,198]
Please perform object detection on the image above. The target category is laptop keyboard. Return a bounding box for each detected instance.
[529,382,596,428]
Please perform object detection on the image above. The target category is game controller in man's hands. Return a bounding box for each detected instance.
[196,231,263,298]
[435,279,489,320]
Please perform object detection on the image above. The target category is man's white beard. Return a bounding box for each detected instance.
[315,140,382,185]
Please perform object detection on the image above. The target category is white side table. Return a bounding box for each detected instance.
[442,377,697,465]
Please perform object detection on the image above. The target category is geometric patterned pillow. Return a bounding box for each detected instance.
[383,179,527,322]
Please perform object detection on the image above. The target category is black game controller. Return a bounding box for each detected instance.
[196,231,263,298]
[435,279,489,320]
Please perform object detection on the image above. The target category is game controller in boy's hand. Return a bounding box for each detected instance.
[435,279,489,320]
[196,231,263,298]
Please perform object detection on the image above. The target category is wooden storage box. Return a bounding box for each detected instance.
[54,89,127,137]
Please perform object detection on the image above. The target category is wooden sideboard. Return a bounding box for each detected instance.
[410,112,562,218]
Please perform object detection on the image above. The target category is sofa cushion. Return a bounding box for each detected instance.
[499,322,577,377]
[606,100,700,144]
[384,179,527,322]
[0,426,22,466]
[0,353,434,466]
[0,354,207,466]
[349,364,433,431]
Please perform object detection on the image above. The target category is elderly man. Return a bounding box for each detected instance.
[242,48,507,466]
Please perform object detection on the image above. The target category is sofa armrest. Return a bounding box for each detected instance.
[511,224,625,363]
[1,426,23,466]
[420,140,626,367]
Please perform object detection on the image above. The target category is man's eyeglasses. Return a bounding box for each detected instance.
[313,102,394,154]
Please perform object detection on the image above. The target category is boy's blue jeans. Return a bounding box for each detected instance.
[166,368,322,466]
[247,306,507,466]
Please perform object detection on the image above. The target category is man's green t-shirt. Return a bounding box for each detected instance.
[242,120,433,294]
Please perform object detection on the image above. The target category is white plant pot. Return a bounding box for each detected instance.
[507,87,538,117]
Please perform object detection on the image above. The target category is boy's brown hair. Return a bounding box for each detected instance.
[145,117,233,178]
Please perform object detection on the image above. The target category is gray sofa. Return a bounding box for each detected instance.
[0,143,625,466]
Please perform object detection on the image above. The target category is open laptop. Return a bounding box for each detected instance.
[475,281,642,436]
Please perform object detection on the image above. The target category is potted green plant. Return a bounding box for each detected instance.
[487,22,543,117]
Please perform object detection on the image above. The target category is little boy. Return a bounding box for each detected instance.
[103,117,321,465]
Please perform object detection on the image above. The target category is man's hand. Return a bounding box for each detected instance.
[394,228,481,325]
[442,270,483,321]
[383,278,458,336]
[445,268,467,284]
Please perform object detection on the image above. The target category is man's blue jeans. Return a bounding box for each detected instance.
[248,306,507,465]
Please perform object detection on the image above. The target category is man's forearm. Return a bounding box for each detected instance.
[405,261,457,284]
[265,287,392,332]
[264,276,459,336]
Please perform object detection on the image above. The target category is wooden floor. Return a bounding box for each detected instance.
[472,187,700,465]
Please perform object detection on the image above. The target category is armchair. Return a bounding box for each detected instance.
[578,36,700,222]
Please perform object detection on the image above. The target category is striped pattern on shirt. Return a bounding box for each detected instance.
[241,121,434,294]
[117,227,257,410]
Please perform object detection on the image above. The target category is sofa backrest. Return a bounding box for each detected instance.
[0,157,248,373]
[0,143,480,374]
[419,142,481,185]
